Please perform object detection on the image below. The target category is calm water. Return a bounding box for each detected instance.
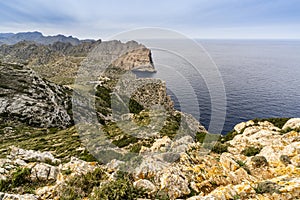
[135,40,300,134]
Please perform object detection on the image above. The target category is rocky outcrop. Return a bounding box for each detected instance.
[0,62,72,128]
[112,47,155,72]
[0,118,299,199]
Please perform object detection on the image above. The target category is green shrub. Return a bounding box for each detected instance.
[91,171,147,200]
[62,167,72,176]
[241,146,262,157]
[56,168,106,199]
[236,160,251,174]
[112,135,139,148]
[211,142,228,154]
[0,179,10,192]
[236,160,246,167]
[220,130,239,143]
[279,155,291,165]
[252,118,290,129]
[251,156,268,168]
[280,126,300,134]
[254,181,281,194]
[11,167,31,187]
[128,98,144,114]
[195,132,206,143]
[159,114,181,139]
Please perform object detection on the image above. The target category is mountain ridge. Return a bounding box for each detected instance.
[0,31,92,45]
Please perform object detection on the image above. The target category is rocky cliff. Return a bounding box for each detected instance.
[0,38,155,85]
[0,62,72,128]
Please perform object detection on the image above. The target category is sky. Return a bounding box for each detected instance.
[0,0,299,39]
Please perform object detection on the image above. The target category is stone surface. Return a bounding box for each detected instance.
[0,62,72,128]
[10,146,61,164]
[0,193,39,200]
[133,179,157,193]
[282,118,300,130]
[30,163,58,181]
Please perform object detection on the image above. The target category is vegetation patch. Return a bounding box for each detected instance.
[0,123,96,163]
[242,146,262,157]
[254,181,281,194]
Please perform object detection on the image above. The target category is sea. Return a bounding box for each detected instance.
[134,39,300,134]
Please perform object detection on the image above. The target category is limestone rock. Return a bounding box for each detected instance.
[156,166,190,199]
[219,153,240,172]
[10,146,61,164]
[282,118,300,130]
[234,120,254,133]
[0,193,39,200]
[133,179,157,193]
[0,62,72,128]
[112,47,155,72]
[30,163,58,181]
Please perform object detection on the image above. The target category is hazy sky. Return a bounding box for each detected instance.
[0,0,299,39]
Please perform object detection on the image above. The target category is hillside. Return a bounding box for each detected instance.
[0,32,299,200]
[0,38,155,85]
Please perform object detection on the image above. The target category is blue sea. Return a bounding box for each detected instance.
[134,39,300,134]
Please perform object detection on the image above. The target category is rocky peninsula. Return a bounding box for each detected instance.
[0,32,299,200]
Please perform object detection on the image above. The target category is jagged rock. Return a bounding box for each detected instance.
[57,157,98,180]
[219,153,240,172]
[112,47,155,72]
[30,163,58,181]
[234,120,255,133]
[156,166,190,199]
[0,63,72,128]
[106,159,125,172]
[149,136,172,153]
[10,146,61,164]
[133,154,169,179]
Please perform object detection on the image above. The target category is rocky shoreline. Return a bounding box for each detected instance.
[0,33,299,199]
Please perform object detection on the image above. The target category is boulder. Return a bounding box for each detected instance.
[30,163,58,181]
[134,179,157,193]
[282,118,300,130]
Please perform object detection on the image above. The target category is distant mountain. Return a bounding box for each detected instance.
[0,40,155,85]
[0,31,89,45]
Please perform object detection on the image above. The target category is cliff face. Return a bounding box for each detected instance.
[0,62,72,128]
[112,47,155,72]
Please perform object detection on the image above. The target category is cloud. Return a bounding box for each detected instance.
[0,0,299,39]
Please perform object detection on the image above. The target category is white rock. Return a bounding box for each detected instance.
[134,179,157,193]
[30,163,58,181]
[282,118,300,130]
[14,159,27,166]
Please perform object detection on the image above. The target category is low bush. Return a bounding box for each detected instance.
[251,156,268,168]
[91,171,147,200]
[241,146,262,157]
[254,181,281,194]
[211,142,228,154]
